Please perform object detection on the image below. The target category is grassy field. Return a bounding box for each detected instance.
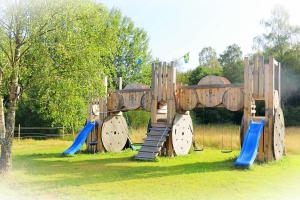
[0,126,300,200]
[131,125,300,153]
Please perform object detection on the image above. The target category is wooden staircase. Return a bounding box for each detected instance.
[135,126,170,160]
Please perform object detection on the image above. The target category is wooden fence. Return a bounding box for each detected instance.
[14,125,74,140]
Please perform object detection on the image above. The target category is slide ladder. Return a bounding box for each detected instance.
[63,121,95,155]
[235,119,264,167]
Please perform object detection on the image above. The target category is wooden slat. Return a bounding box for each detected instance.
[253,56,259,98]
[243,57,252,151]
[265,56,275,161]
[157,62,162,102]
[139,146,161,153]
[162,62,167,101]
[135,152,157,160]
[151,63,158,125]
[182,83,243,89]
[142,141,165,147]
[167,62,176,125]
[258,56,265,99]
[145,136,167,142]
[147,131,168,137]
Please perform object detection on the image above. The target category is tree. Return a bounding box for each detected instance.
[187,66,223,85]
[101,9,151,87]
[198,47,221,68]
[0,0,64,173]
[0,0,152,174]
[219,44,244,83]
[253,5,300,62]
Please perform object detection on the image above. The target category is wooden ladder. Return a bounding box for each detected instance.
[135,126,170,161]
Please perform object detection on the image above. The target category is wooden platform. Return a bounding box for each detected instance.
[135,126,170,161]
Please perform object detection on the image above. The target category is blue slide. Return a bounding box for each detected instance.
[235,119,265,167]
[63,121,95,155]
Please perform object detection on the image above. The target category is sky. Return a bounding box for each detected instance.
[99,0,300,71]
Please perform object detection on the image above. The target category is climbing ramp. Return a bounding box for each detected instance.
[135,126,170,161]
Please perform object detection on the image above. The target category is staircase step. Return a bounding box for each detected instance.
[150,127,170,131]
[147,131,169,136]
[135,152,157,160]
[142,141,165,147]
[139,146,161,153]
[144,136,167,142]
[151,123,169,128]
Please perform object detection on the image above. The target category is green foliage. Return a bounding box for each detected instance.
[253,5,300,62]
[102,9,151,88]
[125,111,150,129]
[176,71,190,85]
[0,0,152,129]
[219,44,244,83]
[187,66,223,85]
[198,47,221,68]
[6,139,300,199]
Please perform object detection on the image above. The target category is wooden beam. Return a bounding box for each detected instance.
[264,57,275,161]
[181,83,243,89]
[151,63,158,125]
[167,62,176,126]
[243,57,252,142]
[118,77,122,90]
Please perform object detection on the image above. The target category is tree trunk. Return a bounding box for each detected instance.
[0,73,18,174]
[0,71,5,140]
[0,25,21,173]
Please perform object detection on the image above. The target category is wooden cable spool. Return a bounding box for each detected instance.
[107,92,123,111]
[177,88,198,112]
[197,75,231,107]
[141,91,151,112]
[122,83,149,110]
[222,87,244,111]
[273,107,285,160]
[171,113,193,155]
[101,115,129,152]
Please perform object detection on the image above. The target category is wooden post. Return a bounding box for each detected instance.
[157,62,162,102]
[257,55,264,161]
[263,56,275,161]
[118,77,122,90]
[62,126,65,139]
[258,56,265,99]
[96,76,108,153]
[18,124,21,141]
[162,62,167,102]
[167,61,176,126]
[243,57,251,138]
[151,63,158,125]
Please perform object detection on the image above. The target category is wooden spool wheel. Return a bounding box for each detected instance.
[101,115,129,152]
[171,113,193,156]
[273,107,285,160]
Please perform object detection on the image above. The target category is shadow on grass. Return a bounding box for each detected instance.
[12,152,237,189]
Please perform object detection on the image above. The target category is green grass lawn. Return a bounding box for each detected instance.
[1,139,300,200]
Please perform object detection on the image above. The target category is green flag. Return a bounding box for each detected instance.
[183,52,189,63]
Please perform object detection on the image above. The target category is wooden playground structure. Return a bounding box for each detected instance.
[83,55,285,163]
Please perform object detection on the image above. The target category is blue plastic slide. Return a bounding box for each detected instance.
[63,121,95,155]
[235,119,265,167]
